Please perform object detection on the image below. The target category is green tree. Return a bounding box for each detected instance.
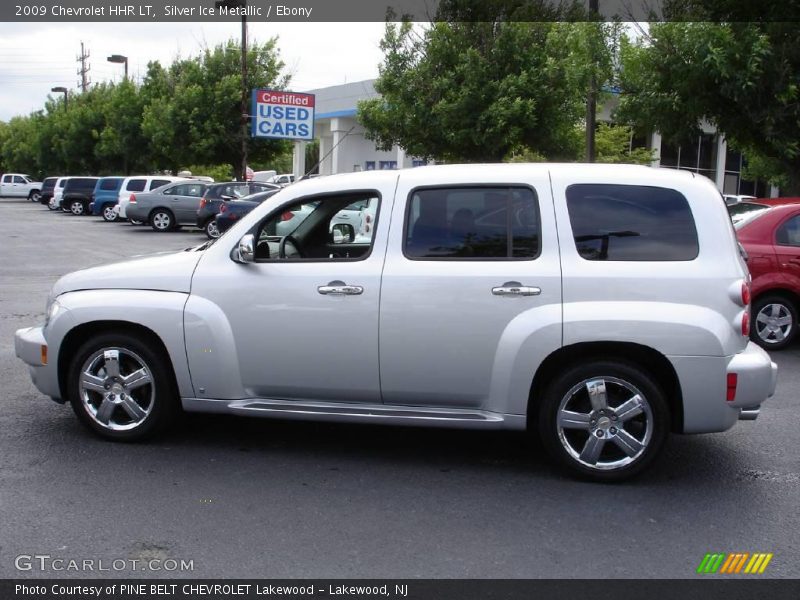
[358,18,589,162]
[617,19,800,191]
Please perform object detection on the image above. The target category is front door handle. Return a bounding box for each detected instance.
[492,281,541,297]
[318,280,364,296]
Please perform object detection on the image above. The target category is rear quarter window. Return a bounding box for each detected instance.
[565,184,699,261]
[126,179,147,192]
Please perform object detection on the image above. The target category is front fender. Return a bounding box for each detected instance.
[52,290,194,397]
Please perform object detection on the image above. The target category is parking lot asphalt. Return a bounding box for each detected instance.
[0,197,798,579]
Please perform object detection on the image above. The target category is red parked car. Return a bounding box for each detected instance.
[732,198,800,349]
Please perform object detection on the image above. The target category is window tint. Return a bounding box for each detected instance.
[126,179,146,192]
[99,178,119,191]
[776,215,800,247]
[170,183,204,197]
[404,187,540,260]
[566,184,699,261]
[1,175,10,183]
[255,194,380,262]
[149,179,172,190]
[42,179,56,191]
[13,175,26,184]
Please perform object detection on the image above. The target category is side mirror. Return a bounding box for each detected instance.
[331,223,355,244]
[233,233,255,263]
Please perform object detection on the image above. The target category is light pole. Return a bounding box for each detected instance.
[107,54,128,80]
[51,86,68,110]
[216,0,248,181]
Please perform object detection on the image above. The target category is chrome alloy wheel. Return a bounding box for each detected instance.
[205,219,220,239]
[755,303,793,345]
[102,205,117,221]
[78,348,154,431]
[152,212,171,230]
[70,201,85,215]
[556,377,653,471]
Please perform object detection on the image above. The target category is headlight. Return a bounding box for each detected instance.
[44,299,61,327]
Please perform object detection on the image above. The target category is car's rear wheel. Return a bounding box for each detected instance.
[102,205,118,222]
[751,294,797,350]
[538,360,668,482]
[48,198,59,211]
[204,219,220,239]
[67,332,178,441]
[29,190,41,202]
[150,209,174,232]
[70,200,85,215]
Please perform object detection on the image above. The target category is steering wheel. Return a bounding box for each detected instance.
[278,235,305,258]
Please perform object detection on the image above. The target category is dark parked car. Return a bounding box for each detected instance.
[734,198,800,349]
[196,181,279,239]
[214,190,282,235]
[60,177,100,215]
[38,177,59,206]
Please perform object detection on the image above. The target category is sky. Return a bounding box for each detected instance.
[0,22,387,121]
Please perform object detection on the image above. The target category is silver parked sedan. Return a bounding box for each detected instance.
[125,181,206,232]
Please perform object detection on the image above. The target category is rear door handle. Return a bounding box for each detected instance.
[492,281,541,297]
[318,280,364,296]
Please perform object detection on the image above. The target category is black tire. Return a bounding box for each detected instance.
[66,332,179,441]
[150,209,174,232]
[101,204,118,222]
[751,294,798,350]
[29,190,41,202]
[537,360,669,482]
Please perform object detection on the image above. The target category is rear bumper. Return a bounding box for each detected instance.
[126,204,147,221]
[670,342,777,434]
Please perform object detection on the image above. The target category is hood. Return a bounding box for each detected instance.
[52,249,204,297]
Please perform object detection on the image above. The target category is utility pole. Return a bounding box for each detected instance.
[76,41,91,93]
[585,0,599,163]
[241,8,248,181]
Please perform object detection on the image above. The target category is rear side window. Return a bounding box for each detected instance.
[404,186,540,260]
[149,179,172,190]
[776,214,800,247]
[565,184,699,261]
[126,179,146,192]
[100,178,120,191]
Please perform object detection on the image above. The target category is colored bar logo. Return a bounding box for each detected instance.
[697,552,773,574]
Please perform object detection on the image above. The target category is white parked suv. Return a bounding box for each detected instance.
[14,164,777,480]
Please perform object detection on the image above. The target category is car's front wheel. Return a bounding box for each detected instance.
[538,360,668,482]
[751,294,797,350]
[67,332,178,441]
[150,209,174,232]
[102,205,118,222]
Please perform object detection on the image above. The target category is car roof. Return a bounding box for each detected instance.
[751,197,800,206]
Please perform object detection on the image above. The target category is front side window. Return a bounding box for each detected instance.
[776,214,800,247]
[254,193,380,262]
[13,176,26,184]
[126,179,146,192]
[404,186,540,260]
[566,184,699,261]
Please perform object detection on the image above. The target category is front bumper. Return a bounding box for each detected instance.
[15,326,62,401]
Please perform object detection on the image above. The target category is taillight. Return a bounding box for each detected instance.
[280,210,294,221]
[726,373,738,402]
[129,194,136,204]
[742,309,750,337]
[219,203,227,214]
[741,281,751,306]
[199,197,207,211]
